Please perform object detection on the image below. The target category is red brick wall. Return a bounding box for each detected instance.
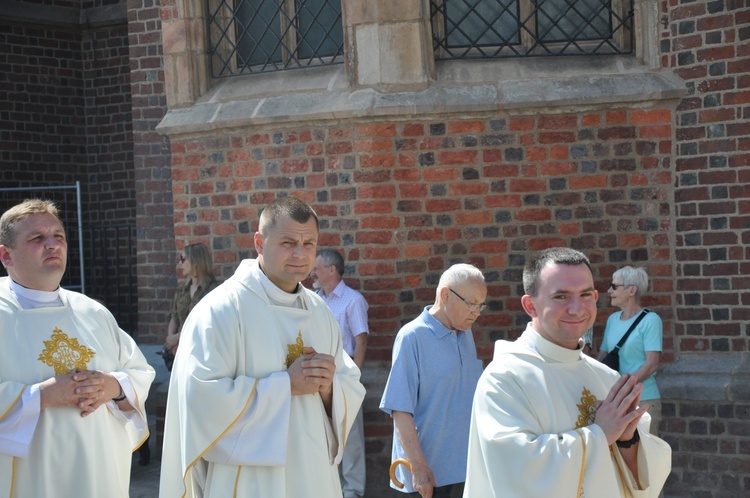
[128,0,174,343]
[667,0,750,354]
[82,23,135,223]
[660,0,750,495]
[170,111,677,360]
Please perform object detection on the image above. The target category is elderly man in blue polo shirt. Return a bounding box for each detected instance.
[380,263,486,498]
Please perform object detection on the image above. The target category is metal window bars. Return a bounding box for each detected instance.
[208,0,344,77]
[430,0,634,60]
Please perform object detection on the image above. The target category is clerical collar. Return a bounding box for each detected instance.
[517,325,583,363]
[255,262,305,309]
[9,278,63,310]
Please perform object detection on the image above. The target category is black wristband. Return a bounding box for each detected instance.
[112,387,127,402]
[616,428,640,448]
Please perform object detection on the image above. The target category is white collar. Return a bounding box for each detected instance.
[10,278,63,310]
[254,261,306,309]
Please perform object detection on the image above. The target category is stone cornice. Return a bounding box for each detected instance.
[0,0,127,29]
[156,56,687,138]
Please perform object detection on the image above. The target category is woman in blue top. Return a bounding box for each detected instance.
[597,266,663,435]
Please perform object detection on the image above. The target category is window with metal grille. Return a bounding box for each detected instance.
[208,0,344,77]
[430,0,634,59]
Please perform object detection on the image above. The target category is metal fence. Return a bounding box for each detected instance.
[208,0,344,77]
[430,0,634,59]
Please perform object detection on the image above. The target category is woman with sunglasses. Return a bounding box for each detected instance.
[164,243,219,357]
[597,266,663,435]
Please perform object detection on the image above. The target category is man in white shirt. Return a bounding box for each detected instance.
[464,247,671,497]
[311,248,369,498]
[160,197,365,498]
[0,199,154,498]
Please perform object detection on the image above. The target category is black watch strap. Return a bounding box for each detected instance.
[616,428,640,448]
[112,387,127,402]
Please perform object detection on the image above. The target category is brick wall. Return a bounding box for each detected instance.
[170,112,677,356]
[660,0,750,495]
[0,20,86,186]
[128,0,174,343]
[0,3,137,329]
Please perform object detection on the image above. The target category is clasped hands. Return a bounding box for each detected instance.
[594,373,649,446]
[39,368,124,417]
[288,347,335,397]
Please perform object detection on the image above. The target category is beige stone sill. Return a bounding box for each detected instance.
[156,56,686,137]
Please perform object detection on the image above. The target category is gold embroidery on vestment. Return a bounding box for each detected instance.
[285,331,305,368]
[38,327,96,374]
[576,387,598,428]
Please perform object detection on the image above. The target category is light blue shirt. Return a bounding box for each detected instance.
[380,306,483,492]
[601,310,663,400]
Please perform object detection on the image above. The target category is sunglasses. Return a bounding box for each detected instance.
[610,283,629,290]
[178,255,186,263]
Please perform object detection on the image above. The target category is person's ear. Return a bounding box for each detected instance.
[521,294,538,318]
[438,286,450,305]
[0,245,12,269]
[254,232,264,255]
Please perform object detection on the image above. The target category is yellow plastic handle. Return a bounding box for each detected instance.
[389,458,412,489]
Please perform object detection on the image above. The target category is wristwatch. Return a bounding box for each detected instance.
[112,386,127,402]
[616,429,640,448]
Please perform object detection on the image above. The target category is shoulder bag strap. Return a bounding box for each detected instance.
[613,308,650,352]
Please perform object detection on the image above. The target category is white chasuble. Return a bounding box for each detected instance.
[0,278,154,498]
[160,259,365,498]
[464,325,671,498]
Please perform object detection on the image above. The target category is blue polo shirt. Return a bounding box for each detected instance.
[380,306,483,492]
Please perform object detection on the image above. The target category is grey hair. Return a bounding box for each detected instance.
[613,266,649,299]
[317,248,345,277]
[438,263,486,289]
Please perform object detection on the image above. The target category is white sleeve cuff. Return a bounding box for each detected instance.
[0,384,42,458]
[106,372,147,431]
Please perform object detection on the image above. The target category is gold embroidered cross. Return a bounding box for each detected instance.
[38,327,96,375]
[576,387,598,428]
[285,331,305,368]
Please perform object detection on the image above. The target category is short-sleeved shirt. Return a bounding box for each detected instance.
[170,278,220,333]
[316,280,369,357]
[379,306,483,491]
[601,310,663,400]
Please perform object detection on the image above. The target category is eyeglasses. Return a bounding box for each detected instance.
[178,255,186,263]
[610,282,630,290]
[449,288,487,312]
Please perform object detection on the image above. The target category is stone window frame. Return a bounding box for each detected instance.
[159,0,678,135]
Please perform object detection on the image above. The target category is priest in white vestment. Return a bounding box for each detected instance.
[0,200,154,498]
[160,197,365,498]
[464,248,671,498]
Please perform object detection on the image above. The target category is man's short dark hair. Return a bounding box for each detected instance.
[317,248,345,277]
[523,248,592,297]
[258,197,318,235]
